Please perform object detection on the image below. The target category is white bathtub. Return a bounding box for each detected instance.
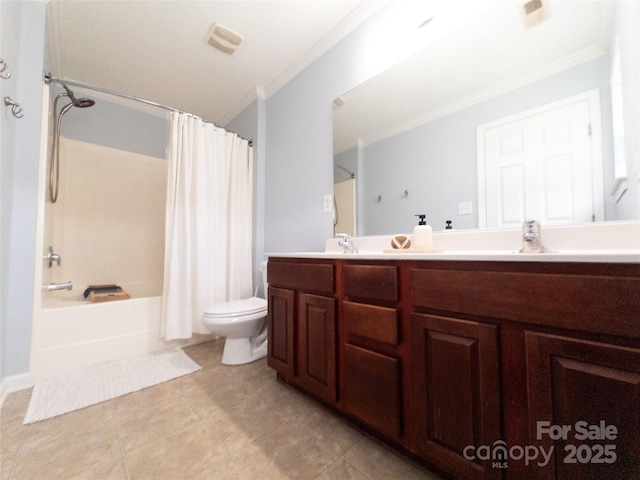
[32,283,211,380]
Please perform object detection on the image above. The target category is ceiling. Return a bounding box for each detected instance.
[46,0,391,125]
[333,0,614,153]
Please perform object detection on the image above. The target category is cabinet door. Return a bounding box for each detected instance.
[412,314,502,480]
[526,332,640,480]
[343,344,401,439]
[297,293,336,403]
[267,287,295,378]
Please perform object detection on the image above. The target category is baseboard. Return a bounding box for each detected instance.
[0,373,34,408]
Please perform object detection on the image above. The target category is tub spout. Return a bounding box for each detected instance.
[43,281,72,292]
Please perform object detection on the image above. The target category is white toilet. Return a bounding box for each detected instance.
[202,261,269,365]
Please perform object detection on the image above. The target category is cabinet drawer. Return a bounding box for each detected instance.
[343,344,401,439]
[268,261,334,294]
[411,268,640,338]
[343,301,399,345]
[344,264,398,302]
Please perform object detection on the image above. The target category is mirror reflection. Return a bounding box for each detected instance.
[333,0,639,236]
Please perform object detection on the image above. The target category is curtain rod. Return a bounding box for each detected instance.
[44,74,253,146]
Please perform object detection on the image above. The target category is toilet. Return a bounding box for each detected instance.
[202,261,269,365]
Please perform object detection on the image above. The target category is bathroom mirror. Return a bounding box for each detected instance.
[333,0,639,236]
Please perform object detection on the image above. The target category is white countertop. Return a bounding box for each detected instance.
[267,250,640,263]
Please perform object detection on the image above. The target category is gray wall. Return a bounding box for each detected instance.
[263,3,407,253]
[52,86,168,158]
[1,1,47,381]
[226,98,268,297]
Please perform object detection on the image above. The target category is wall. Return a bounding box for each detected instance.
[1,1,46,392]
[55,87,168,158]
[264,1,416,253]
[225,98,268,297]
[43,138,167,296]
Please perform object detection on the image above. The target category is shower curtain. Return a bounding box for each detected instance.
[161,112,253,340]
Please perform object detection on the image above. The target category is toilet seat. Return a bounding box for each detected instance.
[203,297,267,318]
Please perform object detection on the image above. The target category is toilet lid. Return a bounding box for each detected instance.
[203,297,267,318]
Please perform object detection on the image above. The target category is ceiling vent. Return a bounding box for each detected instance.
[208,23,244,55]
[333,97,346,109]
[521,0,549,29]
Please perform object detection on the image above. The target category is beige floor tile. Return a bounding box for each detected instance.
[21,401,118,454]
[294,408,365,458]
[181,341,224,371]
[1,390,31,480]
[114,379,202,453]
[232,418,347,480]
[343,437,441,480]
[1,425,24,480]
[4,339,443,480]
[316,458,372,480]
[0,389,31,432]
[204,392,295,454]
[125,422,228,480]
[13,435,126,480]
[189,456,250,480]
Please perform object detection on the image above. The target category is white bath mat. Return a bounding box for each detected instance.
[23,348,201,424]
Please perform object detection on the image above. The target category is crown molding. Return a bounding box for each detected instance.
[262,0,394,99]
[361,45,607,148]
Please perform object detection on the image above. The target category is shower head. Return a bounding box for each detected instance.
[62,83,95,108]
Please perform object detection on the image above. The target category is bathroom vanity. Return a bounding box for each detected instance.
[266,254,640,480]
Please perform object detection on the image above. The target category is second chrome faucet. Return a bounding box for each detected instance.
[336,233,358,254]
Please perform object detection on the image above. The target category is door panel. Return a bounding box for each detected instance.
[412,313,502,480]
[297,293,336,402]
[481,95,597,227]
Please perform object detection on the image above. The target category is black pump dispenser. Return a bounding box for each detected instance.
[445,220,452,230]
[415,214,426,225]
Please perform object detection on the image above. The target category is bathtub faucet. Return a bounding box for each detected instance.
[43,281,73,292]
[44,246,61,268]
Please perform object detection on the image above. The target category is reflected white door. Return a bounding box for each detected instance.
[479,91,602,228]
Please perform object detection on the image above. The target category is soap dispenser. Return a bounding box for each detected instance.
[413,214,433,250]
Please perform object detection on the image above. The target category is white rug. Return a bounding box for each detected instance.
[23,348,201,424]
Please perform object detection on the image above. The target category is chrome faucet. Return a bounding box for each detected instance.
[43,281,73,292]
[44,246,61,268]
[336,233,358,254]
[519,220,553,253]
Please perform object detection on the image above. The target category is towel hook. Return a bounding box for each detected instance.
[0,59,10,79]
[4,97,24,119]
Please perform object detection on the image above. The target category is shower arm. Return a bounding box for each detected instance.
[334,165,355,179]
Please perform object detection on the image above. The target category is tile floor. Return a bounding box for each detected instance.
[1,339,442,480]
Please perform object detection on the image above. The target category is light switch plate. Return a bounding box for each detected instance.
[323,194,333,212]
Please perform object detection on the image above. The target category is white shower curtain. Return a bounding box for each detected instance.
[161,112,254,340]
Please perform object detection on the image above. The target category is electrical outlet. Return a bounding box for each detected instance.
[323,194,333,212]
[458,201,473,215]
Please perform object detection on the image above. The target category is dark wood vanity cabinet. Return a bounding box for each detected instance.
[267,286,295,378]
[267,257,640,480]
[410,262,640,480]
[411,313,502,480]
[342,264,403,440]
[525,332,640,480]
[267,260,337,404]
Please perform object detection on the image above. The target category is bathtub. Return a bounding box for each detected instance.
[32,282,211,380]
